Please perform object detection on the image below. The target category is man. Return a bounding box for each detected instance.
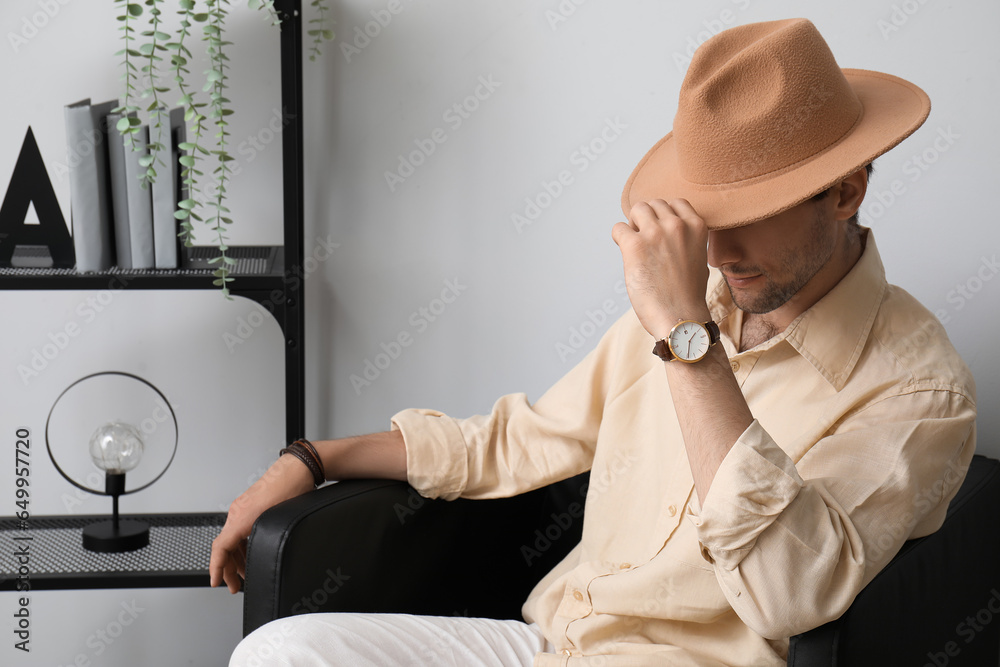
[214,18,976,666]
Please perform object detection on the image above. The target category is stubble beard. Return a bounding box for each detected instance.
[724,207,836,315]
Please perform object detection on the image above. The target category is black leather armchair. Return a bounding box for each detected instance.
[243,455,1000,666]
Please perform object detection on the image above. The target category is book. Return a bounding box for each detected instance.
[64,98,117,271]
[111,118,155,269]
[106,112,132,269]
[151,107,186,269]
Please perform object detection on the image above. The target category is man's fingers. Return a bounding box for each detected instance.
[210,522,247,590]
[663,198,706,226]
[611,221,635,246]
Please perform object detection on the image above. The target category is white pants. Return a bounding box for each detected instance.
[231,613,554,667]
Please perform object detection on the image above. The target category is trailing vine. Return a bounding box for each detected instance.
[307,0,334,62]
[139,0,170,186]
[118,0,334,295]
[203,0,236,295]
[113,1,144,146]
[168,0,210,250]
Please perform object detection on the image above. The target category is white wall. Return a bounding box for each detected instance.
[2,1,997,665]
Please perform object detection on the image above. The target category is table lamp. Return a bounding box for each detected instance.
[46,371,178,553]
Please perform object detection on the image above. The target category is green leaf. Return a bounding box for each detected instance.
[178,155,196,167]
[139,154,154,167]
[174,210,190,220]
[127,3,144,17]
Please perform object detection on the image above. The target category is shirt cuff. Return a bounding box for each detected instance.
[391,407,469,501]
[686,420,803,570]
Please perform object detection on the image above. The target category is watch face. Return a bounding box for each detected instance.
[668,321,711,362]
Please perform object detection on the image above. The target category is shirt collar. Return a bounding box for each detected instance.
[707,230,887,391]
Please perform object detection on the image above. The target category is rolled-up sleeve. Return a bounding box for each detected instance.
[392,310,645,501]
[687,387,976,639]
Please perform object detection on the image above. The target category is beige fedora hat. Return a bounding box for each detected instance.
[620,18,931,229]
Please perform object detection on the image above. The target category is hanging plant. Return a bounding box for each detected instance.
[113,0,333,297]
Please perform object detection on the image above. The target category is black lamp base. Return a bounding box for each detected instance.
[82,520,150,553]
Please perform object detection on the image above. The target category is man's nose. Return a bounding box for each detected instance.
[707,229,741,268]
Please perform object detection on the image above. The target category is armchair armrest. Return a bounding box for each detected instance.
[788,454,1000,666]
[243,474,588,637]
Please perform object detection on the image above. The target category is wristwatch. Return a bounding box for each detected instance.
[652,320,721,363]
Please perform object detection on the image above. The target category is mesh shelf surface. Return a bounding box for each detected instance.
[0,513,226,590]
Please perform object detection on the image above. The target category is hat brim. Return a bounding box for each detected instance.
[620,69,931,229]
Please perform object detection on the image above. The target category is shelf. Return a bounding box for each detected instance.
[0,513,227,590]
[0,246,286,293]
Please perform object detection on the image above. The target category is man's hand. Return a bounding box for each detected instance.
[210,455,315,594]
[611,199,712,338]
[209,430,408,594]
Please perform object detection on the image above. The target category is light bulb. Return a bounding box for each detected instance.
[89,422,144,474]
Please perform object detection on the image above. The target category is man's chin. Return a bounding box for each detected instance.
[726,282,788,315]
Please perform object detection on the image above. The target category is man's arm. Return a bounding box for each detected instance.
[209,431,406,593]
[612,198,752,504]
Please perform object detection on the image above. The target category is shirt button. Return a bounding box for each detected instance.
[667,505,677,517]
[562,649,572,656]
[730,360,740,373]
[619,562,631,570]
[573,590,584,601]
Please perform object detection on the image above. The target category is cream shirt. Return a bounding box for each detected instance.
[391,234,976,666]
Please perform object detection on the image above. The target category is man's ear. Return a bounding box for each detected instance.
[832,167,869,222]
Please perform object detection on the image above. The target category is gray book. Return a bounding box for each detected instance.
[151,107,186,269]
[121,123,154,269]
[106,112,133,269]
[65,98,117,271]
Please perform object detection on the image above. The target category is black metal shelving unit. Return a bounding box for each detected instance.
[0,0,305,590]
